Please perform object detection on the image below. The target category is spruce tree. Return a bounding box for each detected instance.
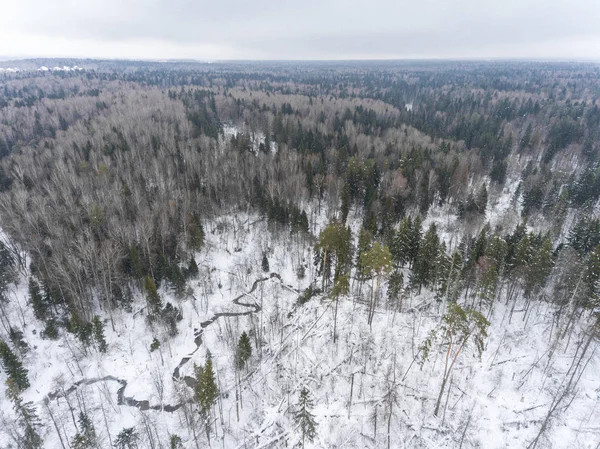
[6,378,43,449]
[194,356,218,416]
[92,316,108,353]
[144,275,162,316]
[262,253,270,273]
[0,339,30,391]
[169,434,183,449]
[412,223,441,292]
[29,278,50,321]
[186,256,199,278]
[188,213,205,251]
[391,217,412,268]
[235,331,252,370]
[113,427,138,449]
[8,326,28,356]
[408,215,422,268]
[194,354,218,441]
[295,387,317,449]
[71,413,97,449]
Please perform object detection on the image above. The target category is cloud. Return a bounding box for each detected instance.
[1,0,599,60]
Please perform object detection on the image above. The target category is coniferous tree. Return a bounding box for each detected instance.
[29,278,50,322]
[71,413,97,449]
[330,274,350,342]
[391,216,412,268]
[360,242,393,326]
[188,213,205,251]
[412,223,441,292]
[92,316,108,353]
[387,270,404,310]
[194,354,218,440]
[420,303,489,417]
[144,275,162,316]
[6,378,43,448]
[0,339,30,391]
[261,253,270,273]
[8,327,28,356]
[186,256,199,278]
[169,434,183,449]
[408,215,422,268]
[235,331,252,370]
[295,387,317,449]
[113,427,138,449]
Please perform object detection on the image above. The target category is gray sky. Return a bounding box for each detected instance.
[1,0,599,60]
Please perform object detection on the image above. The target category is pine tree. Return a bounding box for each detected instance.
[235,331,252,370]
[330,274,350,342]
[420,303,489,417]
[261,253,270,273]
[92,316,108,353]
[360,242,393,326]
[295,387,317,449]
[113,427,138,449]
[71,413,97,449]
[0,339,30,391]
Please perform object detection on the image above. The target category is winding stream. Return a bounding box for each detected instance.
[45,273,289,413]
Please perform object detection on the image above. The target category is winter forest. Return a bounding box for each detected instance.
[0,59,599,448]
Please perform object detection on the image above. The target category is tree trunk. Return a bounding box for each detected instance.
[434,373,449,417]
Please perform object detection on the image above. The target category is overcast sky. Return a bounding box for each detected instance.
[1,0,599,60]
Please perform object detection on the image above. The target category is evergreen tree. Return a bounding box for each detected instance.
[408,215,422,268]
[194,354,218,418]
[113,427,138,449]
[92,316,108,353]
[186,256,199,279]
[412,223,441,292]
[0,339,30,391]
[235,331,252,370]
[169,434,183,449]
[295,387,317,449]
[387,270,404,309]
[29,278,50,322]
[144,275,162,316]
[475,184,488,214]
[391,216,412,268]
[355,227,373,277]
[360,242,393,326]
[314,223,353,290]
[420,303,489,417]
[261,253,270,273]
[194,354,218,441]
[188,213,205,251]
[6,378,43,449]
[71,413,97,449]
[8,326,28,356]
[329,274,350,342]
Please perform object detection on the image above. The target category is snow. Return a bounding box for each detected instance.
[0,211,599,448]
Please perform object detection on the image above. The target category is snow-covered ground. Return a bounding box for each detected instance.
[1,212,599,448]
